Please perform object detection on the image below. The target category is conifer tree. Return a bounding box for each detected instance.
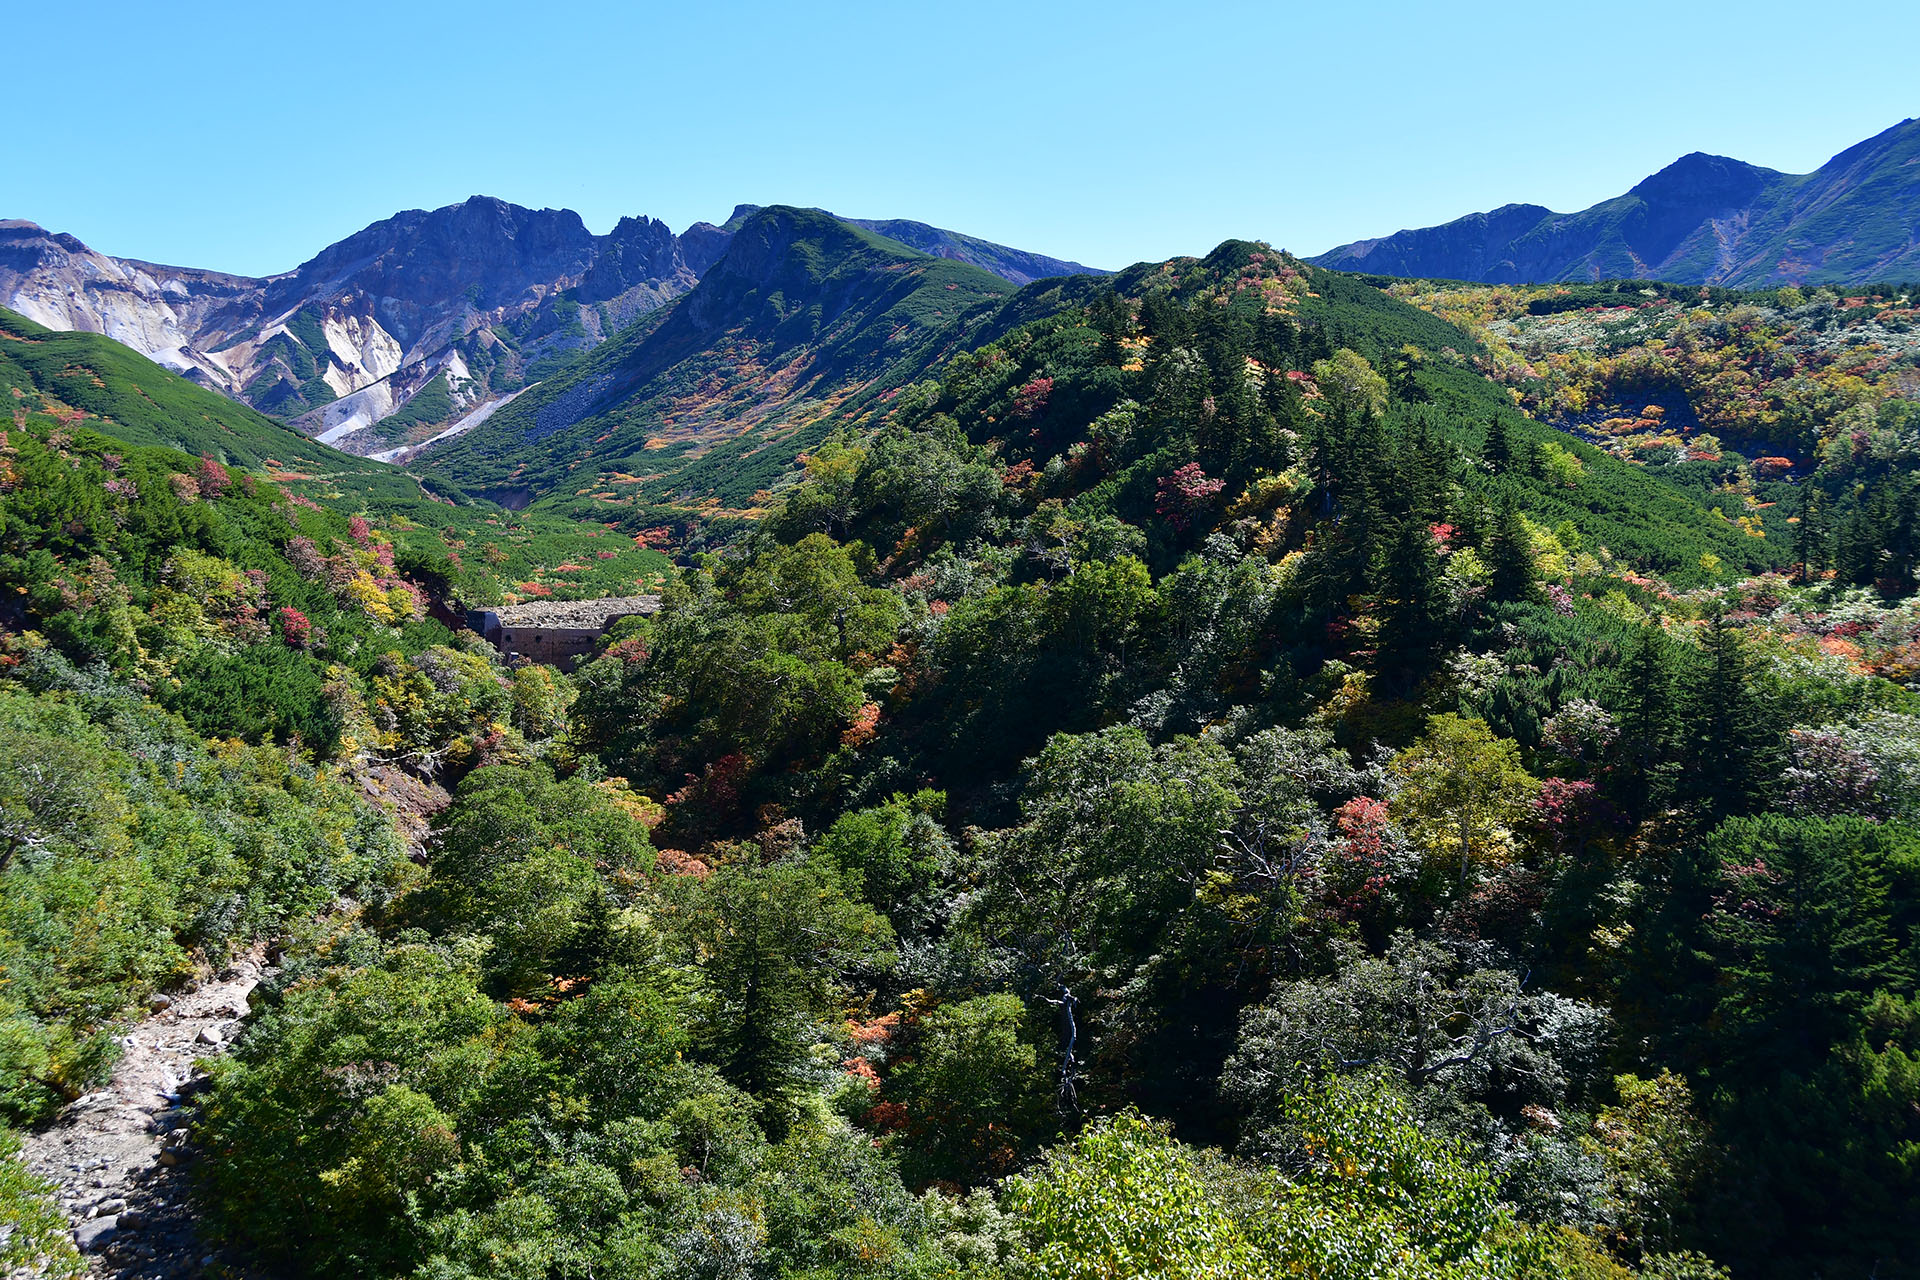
[1792,483,1822,583]
[1680,609,1782,821]
[1253,312,1296,369]
[1614,625,1679,817]
[1483,418,1513,472]
[1373,516,1444,692]
[1484,495,1534,601]
[1091,296,1128,367]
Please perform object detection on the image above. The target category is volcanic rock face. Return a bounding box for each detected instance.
[0,220,260,389]
[0,198,735,456]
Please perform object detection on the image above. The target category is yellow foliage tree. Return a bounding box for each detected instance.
[1390,714,1540,892]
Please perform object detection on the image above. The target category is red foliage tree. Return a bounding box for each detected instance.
[277,606,313,648]
[1323,796,1394,921]
[841,701,881,748]
[195,454,231,498]
[1010,376,1054,420]
[1155,462,1225,532]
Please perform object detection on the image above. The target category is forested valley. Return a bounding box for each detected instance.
[2,237,1917,1280]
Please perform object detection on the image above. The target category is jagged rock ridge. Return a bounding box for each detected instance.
[0,198,733,457]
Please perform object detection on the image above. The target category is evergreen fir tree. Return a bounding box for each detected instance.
[1091,295,1128,366]
[1253,311,1296,369]
[1680,609,1783,821]
[1484,494,1534,601]
[1614,625,1679,817]
[1373,516,1444,692]
[1792,483,1822,583]
[1484,417,1513,472]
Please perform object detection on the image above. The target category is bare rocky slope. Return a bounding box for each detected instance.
[0,200,730,459]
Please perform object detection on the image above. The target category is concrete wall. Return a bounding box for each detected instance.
[494,625,603,671]
[467,599,655,672]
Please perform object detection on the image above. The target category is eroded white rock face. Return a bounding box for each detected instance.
[315,378,404,443]
[319,309,405,391]
[0,200,732,455]
[1,230,245,390]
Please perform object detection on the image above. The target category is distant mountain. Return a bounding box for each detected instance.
[1312,118,1920,286]
[1,305,356,472]
[0,199,729,454]
[0,200,1098,460]
[423,206,1019,506]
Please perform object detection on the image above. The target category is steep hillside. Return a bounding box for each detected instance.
[1381,276,1920,585]
[1314,117,1920,286]
[907,242,1788,579]
[423,206,1020,507]
[0,304,671,607]
[723,205,1103,283]
[846,216,1100,283]
[422,216,1794,582]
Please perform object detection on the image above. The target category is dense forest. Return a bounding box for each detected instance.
[2,241,1916,1280]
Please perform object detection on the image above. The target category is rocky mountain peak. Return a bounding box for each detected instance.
[3,196,1099,460]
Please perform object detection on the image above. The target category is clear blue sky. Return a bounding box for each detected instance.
[7,0,1915,277]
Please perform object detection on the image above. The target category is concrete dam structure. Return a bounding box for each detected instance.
[467,595,659,671]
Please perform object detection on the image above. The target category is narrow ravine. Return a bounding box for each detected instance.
[21,949,271,1279]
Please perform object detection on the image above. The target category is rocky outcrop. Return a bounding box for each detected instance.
[0,199,738,456]
[0,221,259,389]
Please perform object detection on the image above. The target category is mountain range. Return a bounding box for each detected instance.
[0,199,1097,463]
[6,116,1917,488]
[1312,116,1920,286]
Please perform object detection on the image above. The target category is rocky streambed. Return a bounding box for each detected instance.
[20,950,271,1279]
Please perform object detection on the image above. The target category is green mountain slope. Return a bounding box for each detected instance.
[918,241,1786,578]
[843,215,1103,284]
[0,304,674,607]
[1313,117,1920,286]
[426,207,1019,507]
[439,213,1778,575]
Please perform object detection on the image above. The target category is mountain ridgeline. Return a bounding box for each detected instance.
[426,207,1027,506]
[1313,116,1920,286]
[0,199,1100,463]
